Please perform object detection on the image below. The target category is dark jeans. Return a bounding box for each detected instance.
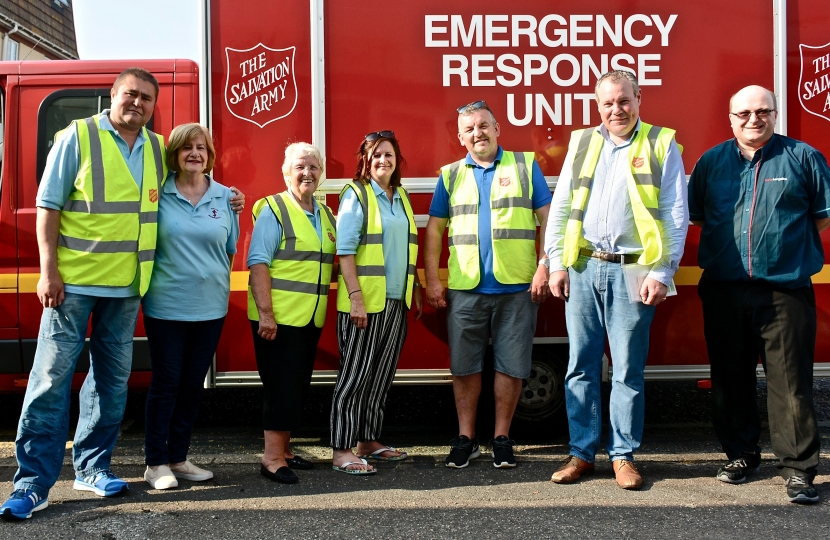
[698,278,820,479]
[144,316,225,466]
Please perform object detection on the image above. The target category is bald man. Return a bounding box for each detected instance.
[689,85,830,504]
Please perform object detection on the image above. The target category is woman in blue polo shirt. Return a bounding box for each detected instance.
[141,123,240,490]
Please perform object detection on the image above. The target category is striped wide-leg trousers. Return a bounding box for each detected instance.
[330,299,408,449]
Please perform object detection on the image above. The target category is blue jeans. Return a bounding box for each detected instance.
[144,316,225,466]
[564,256,656,463]
[13,292,140,498]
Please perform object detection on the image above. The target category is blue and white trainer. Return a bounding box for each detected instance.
[73,470,129,497]
[0,490,48,520]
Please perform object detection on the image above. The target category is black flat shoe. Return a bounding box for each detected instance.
[260,464,298,484]
[286,456,313,470]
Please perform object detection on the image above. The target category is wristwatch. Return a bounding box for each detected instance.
[538,257,550,269]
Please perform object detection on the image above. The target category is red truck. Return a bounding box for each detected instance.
[1,0,829,426]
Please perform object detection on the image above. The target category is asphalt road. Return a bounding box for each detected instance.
[1,380,829,538]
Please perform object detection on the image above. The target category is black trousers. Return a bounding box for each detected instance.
[251,320,322,432]
[698,277,820,479]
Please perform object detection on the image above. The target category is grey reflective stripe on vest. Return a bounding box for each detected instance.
[270,278,330,295]
[646,207,660,220]
[58,236,138,253]
[360,233,383,245]
[571,129,596,192]
[449,203,477,217]
[492,229,535,240]
[62,200,140,213]
[140,211,158,224]
[447,161,462,196]
[513,151,530,199]
[275,250,335,263]
[491,197,533,210]
[356,265,385,277]
[569,208,584,221]
[632,125,666,190]
[273,195,298,252]
[320,204,335,227]
[354,181,370,235]
[408,264,416,275]
[145,128,164,187]
[448,234,477,246]
[409,233,418,244]
[138,249,155,263]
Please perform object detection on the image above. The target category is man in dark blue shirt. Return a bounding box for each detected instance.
[689,85,830,504]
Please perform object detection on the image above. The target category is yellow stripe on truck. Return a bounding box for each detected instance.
[6,265,830,294]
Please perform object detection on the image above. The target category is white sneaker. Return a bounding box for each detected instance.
[169,460,213,481]
[144,465,178,490]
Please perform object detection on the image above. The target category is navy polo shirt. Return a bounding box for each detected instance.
[688,134,830,288]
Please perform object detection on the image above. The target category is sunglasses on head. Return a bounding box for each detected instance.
[365,130,395,142]
[457,100,489,114]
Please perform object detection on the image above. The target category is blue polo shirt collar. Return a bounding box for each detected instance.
[733,133,778,163]
[465,146,504,169]
[369,178,401,200]
[99,109,147,145]
[163,172,223,202]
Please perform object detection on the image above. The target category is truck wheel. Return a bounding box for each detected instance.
[514,346,568,426]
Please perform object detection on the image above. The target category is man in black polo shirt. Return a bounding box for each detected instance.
[689,85,830,504]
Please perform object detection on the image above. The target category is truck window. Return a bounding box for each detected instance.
[36,90,111,183]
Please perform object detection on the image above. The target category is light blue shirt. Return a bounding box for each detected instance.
[36,110,149,297]
[336,180,411,300]
[247,196,322,268]
[546,120,689,285]
[428,147,552,294]
[142,173,239,320]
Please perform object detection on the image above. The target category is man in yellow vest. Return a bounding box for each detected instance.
[425,101,552,470]
[2,68,167,520]
[544,70,688,490]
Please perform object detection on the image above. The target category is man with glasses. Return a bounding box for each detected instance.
[545,70,688,490]
[689,85,830,503]
[425,101,551,469]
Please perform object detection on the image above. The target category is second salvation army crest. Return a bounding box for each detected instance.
[224,44,297,128]
[799,41,830,124]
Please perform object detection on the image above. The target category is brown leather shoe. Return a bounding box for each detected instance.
[613,459,643,489]
[551,455,595,484]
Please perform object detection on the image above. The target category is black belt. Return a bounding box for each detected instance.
[579,248,641,264]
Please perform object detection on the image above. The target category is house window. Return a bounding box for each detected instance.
[4,39,18,61]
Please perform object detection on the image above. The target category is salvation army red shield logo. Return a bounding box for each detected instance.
[148,189,158,203]
[499,177,511,187]
[631,157,644,168]
[799,41,830,124]
[327,231,336,243]
[224,43,297,128]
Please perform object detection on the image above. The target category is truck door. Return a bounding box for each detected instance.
[0,80,22,377]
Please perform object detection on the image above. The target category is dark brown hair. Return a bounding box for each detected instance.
[353,135,406,188]
[113,67,159,99]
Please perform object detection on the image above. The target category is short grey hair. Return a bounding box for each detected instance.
[281,142,324,178]
[595,70,640,100]
[458,103,498,125]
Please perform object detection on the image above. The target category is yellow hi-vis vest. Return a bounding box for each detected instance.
[247,191,336,328]
[57,116,164,296]
[562,122,678,268]
[336,181,418,313]
[440,151,537,290]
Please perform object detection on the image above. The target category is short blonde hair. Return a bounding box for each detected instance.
[282,142,324,180]
[166,123,216,173]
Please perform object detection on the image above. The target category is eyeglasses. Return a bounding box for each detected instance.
[457,100,489,114]
[729,108,776,121]
[365,130,395,142]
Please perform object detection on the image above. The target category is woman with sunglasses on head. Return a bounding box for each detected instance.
[330,131,423,475]
[248,142,337,484]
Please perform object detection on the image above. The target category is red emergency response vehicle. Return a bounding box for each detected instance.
[1,0,829,426]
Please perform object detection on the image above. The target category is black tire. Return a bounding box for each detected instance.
[514,345,568,427]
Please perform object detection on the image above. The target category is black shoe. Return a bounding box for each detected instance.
[490,436,517,469]
[787,476,820,504]
[286,456,314,470]
[260,465,298,484]
[445,435,481,469]
[716,457,760,484]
